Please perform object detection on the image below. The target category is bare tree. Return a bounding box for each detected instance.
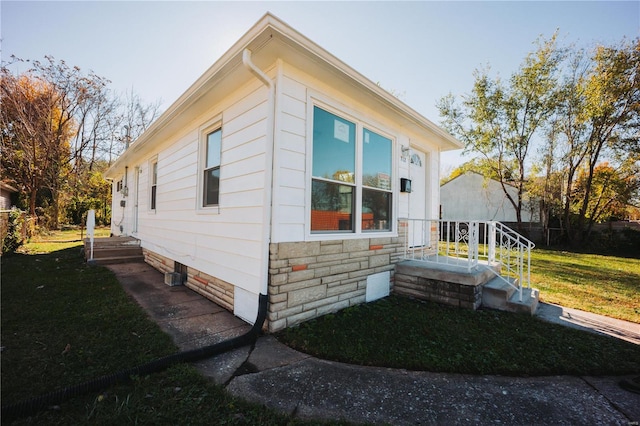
[1,56,162,228]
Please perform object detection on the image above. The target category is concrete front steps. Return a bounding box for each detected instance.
[84,236,143,265]
[394,260,539,315]
[481,276,539,315]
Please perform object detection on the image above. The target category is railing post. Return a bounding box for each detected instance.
[488,221,496,265]
[518,243,524,302]
[527,243,532,289]
[467,221,478,270]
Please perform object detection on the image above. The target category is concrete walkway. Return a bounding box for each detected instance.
[536,302,640,345]
[107,261,640,425]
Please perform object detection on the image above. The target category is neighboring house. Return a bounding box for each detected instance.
[0,182,19,251]
[440,172,540,222]
[105,13,462,331]
[0,182,18,211]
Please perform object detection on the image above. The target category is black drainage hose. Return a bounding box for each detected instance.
[2,293,268,421]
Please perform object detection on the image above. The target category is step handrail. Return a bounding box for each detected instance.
[488,221,535,302]
[399,219,535,302]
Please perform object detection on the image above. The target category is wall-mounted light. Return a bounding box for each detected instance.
[401,178,412,193]
[401,145,411,162]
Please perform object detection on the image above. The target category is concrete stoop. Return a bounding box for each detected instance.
[394,260,540,315]
[84,237,143,265]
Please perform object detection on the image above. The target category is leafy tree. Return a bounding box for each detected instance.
[439,34,639,249]
[1,56,161,229]
[0,70,73,221]
[438,34,563,231]
[571,161,639,224]
[551,38,640,245]
[64,160,112,226]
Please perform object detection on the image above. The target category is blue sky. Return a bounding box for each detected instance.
[2,1,638,172]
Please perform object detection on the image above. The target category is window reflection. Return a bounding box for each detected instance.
[363,129,392,190]
[311,106,393,234]
[312,107,355,183]
[362,188,391,231]
[311,180,353,231]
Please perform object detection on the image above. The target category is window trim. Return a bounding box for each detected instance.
[197,117,223,214]
[306,95,397,239]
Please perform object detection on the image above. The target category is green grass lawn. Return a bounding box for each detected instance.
[277,296,640,376]
[1,233,323,425]
[530,248,640,323]
[278,248,640,376]
[3,231,638,423]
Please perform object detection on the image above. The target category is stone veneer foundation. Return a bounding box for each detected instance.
[143,248,235,312]
[267,237,405,332]
[142,223,484,333]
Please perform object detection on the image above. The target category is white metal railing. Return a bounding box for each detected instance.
[399,219,535,301]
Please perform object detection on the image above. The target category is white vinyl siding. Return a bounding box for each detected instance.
[270,73,307,242]
[270,64,443,243]
[129,81,270,304]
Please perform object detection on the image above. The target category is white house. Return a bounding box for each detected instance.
[440,172,540,222]
[105,13,462,332]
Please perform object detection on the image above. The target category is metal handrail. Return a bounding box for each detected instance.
[399,219,534,301]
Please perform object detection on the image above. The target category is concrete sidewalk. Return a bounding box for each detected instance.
[107,261,640,425]
[536,302,640,345]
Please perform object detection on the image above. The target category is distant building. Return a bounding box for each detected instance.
[0,182,18,211]
[440,172,539,222]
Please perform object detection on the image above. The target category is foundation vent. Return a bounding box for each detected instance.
[164,272,183,286]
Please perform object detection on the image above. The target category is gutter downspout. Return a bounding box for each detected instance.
[242,48,275,314]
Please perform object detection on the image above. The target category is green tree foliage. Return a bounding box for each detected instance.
[1,56,160,229]
[552,39,640,245]
[571,162,640,225]
[439,35,639,247]
[440,157,509,185]
[438,34,563,230]
[2,208,25,254]
[63,161,112,226]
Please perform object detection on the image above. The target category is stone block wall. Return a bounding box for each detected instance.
[394,270,483,310]
[267,237,404,332]
[143,248,234,312]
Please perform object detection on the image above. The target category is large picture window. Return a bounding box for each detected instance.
[311,105,393,233]
[203,129,221,207]
[311,107,356,232]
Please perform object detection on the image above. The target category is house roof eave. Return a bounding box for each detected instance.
[106,13,462,178]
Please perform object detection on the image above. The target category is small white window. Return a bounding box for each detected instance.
[150,160,158,210]
[203,128,221,207]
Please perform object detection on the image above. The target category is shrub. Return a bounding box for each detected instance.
[2,208,25,254]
